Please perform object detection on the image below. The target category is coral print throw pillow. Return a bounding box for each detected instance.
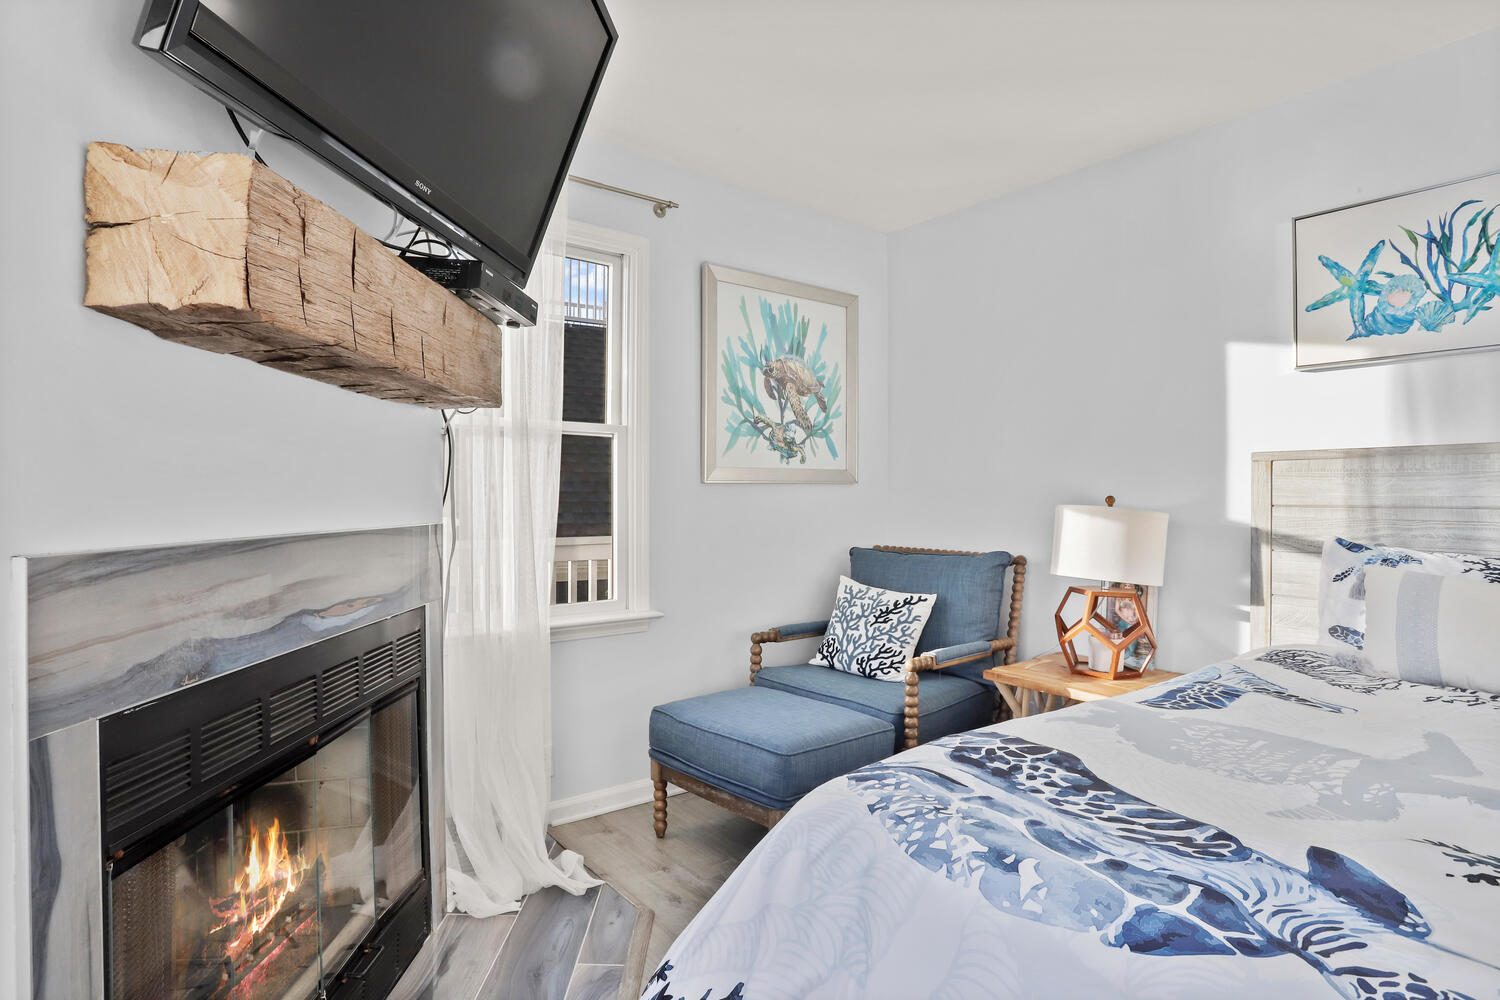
[812,576,936,681]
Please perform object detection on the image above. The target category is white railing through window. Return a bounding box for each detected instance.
[564,256,608,327]
[552,535,611,605]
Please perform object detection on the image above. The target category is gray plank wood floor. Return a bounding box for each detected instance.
[551,794,767,977]
[388,836,651,1000]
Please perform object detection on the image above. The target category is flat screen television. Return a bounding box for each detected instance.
[136,0,618,325]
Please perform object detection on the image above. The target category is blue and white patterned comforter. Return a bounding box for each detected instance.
[644,646,1500,1000]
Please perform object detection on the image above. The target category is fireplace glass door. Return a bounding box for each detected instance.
[109,692,422,1000]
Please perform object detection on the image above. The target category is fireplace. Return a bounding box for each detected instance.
[99,608,430,1000]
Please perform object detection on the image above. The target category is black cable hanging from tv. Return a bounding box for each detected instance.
[226,108,266,166]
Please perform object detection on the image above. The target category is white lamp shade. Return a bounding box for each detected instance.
[1051,504,1169,587]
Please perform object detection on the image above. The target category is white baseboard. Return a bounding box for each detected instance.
[547,776,684,827]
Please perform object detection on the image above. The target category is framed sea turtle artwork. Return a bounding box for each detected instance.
[701,263,857,483]
[1294,171,1500,370]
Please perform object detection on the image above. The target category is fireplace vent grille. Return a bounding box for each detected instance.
[395,630,423,678]
[99,609,425,863]
[103,733,193,831]
[199,702,263,778]
[363,643,396,690]
[269,676,319,741]
[325,657,362,715]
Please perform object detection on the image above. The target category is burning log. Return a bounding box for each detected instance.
[194,817,321,998]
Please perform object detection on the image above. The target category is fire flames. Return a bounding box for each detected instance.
[211,818,310,959]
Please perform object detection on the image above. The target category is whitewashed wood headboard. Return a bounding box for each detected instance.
[1250,442,1500,647]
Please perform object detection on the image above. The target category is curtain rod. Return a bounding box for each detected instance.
[567,175,679,217]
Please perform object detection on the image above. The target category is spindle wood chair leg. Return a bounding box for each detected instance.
[651,760,668,838]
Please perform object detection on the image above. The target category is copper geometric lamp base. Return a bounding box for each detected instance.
[1054,585,1157,680]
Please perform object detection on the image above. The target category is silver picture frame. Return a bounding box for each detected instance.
[702,263,858,484]
[1293,169,1500,371]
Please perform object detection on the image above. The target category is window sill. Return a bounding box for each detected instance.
[550,608,663,643]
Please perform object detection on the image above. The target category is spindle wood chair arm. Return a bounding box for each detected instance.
[749,623,828,682]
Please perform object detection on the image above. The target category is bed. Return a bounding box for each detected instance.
[644,444,1500,1000]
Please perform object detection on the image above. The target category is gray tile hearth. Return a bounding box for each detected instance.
[388,858,652,1000]
[566,963,625,1000]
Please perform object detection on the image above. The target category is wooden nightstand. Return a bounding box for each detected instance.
[984,652,1180,718]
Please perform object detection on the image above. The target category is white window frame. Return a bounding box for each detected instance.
[550,221,659,641]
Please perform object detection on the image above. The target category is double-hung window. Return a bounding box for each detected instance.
[550,223,656,640]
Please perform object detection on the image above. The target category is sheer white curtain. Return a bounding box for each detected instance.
[442,191,597,916]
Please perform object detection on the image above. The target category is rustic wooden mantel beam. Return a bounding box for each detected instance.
[83,141,501,407]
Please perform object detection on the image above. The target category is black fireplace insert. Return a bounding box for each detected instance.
[99,607,431,1000]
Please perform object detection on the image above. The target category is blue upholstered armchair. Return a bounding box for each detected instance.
[647,545,1027,834]
[750,546,1026,750]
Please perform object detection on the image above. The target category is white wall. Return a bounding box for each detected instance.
[549,141,891,803]
[886,28,1500,672]
[0,1,444,990]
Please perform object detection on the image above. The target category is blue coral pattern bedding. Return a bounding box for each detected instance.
[644,646,1500,1000]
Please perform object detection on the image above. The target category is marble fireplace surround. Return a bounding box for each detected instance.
[21,525,444,1000]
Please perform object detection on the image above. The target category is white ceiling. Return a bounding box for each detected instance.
[584,1,1500,232]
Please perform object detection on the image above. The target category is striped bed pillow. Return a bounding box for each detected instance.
[1363,565,1500,694]
[1317,536,1500,652]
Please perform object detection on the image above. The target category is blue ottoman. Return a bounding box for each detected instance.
[648,686,892,835]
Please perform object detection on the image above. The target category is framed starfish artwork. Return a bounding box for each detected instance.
[701,263,858,483]
[1294,171,1500,370]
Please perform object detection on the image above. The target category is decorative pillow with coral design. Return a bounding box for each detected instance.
[812,576,936,681]
[1317,537,1500,652]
